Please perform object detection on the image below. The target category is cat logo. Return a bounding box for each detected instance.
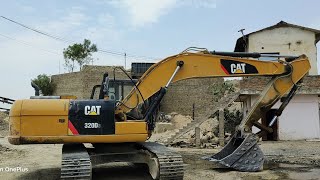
[221,59,258,75]
[230,63,246,74]
[84,105,101,115]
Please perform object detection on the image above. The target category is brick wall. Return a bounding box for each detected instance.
[51,65,129,99]
[161,78,224,118]
[52,65,224,117]
[51,71,84,98]
[80,65,128,99]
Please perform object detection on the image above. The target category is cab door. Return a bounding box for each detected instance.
[68,100,115,135]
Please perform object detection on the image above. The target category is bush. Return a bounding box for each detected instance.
[210,82,235,102]
[212,109,243,136]
[31,74,55,96]
[224,109,243,134]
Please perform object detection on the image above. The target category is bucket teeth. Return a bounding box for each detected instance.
[202,133,264,172]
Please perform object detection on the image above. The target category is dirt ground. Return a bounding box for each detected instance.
[0,137,320,180]
[181,141,320,180]
[1,112,320,179]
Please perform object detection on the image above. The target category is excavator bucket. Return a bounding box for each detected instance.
[203,133,264,172]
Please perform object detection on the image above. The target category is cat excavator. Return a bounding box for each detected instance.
[8,47,310,179]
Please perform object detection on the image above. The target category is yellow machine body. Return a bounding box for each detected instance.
[9,99,148,145]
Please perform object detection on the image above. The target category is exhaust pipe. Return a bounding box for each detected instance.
[31,82,40,96]
[99,73,109,99]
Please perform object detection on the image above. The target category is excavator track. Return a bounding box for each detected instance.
[60,142,183,180]
[61,144,92,180]
[139,142,184,180]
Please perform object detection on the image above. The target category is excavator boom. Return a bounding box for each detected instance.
[118,50,308,113]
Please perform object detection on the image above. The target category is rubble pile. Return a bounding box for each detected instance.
[150,112,192,142]
[0,111,9,137]
[170,113,192,129]
[174,117,220,148]
[151,112,227,148]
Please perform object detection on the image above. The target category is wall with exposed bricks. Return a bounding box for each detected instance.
[52,65,224,118]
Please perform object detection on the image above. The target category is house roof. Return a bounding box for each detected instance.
[238,76,320,95]
[234,21,320,52]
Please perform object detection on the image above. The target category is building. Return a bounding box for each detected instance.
[235,21,320,140]
[235,21,320,75]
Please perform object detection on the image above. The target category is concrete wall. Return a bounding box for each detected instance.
[248,27,318,75]
[250,94,320,140]
[276,95,320,140]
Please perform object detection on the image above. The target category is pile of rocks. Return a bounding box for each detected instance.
[0,111,9,137]
[152,112,230,148]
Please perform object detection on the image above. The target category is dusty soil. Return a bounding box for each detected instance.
[0,112,319,179]
[0,137,320,180]
[180,142,320,180]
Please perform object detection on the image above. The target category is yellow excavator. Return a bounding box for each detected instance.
[9,47,310,179]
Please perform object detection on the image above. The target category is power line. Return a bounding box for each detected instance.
[0,16,71,43]
[0,33,61,56]
[0,16,160,61]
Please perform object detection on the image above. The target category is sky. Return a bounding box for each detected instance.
[1,0,320,106]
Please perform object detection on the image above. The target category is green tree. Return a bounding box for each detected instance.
[32,74,55,96]
[224,109,243,134]
[63,39,98,72]
[212,109,243,135]
[210,81,235,102]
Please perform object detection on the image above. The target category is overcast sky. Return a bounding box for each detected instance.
[1,0,320,106]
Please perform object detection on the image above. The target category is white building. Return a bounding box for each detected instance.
[235,21,320,140]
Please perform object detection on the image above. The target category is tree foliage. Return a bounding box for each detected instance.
[32,74,55,96]
[63,39,98,72]
[223,109,243,133]
[209,81,241,135]
[212,109,243,136]
[210,81,235,102]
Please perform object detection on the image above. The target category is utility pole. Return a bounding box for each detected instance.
[238,28,245,35]
[193,103,201,147]
[195,126,201,148]
[219,108,225,147]
[238,28,247,50]
[192,103,195,121]
[124,52,127,69]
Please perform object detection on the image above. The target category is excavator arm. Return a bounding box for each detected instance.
[118,51,288,112]
[116,47,310,171]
